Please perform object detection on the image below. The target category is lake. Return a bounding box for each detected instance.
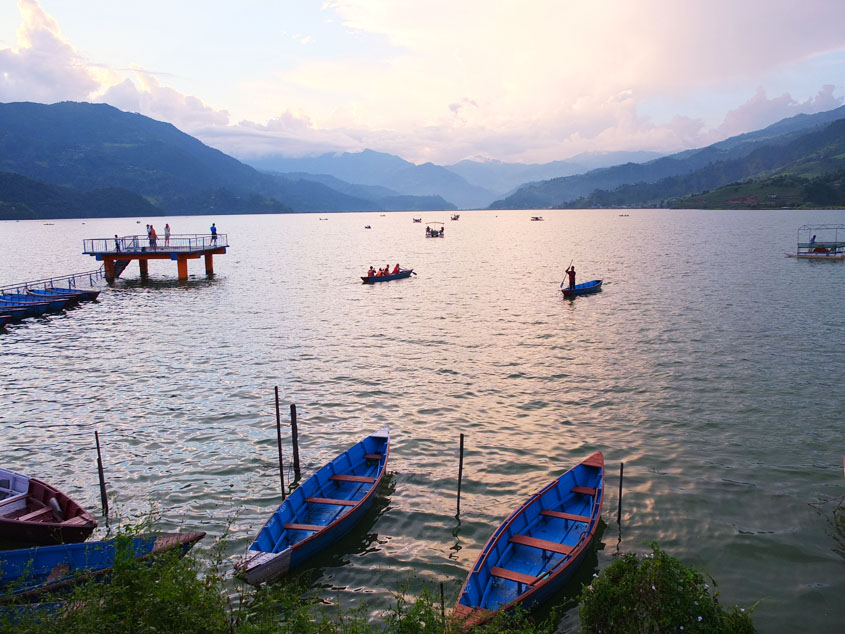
[1,208,844,632]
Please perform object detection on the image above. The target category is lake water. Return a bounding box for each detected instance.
[1,209,844,632]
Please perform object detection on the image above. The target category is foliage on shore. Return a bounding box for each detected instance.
[579,544,756,634]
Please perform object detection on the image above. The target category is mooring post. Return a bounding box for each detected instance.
[95,430,109,518]
[275,386,286,500]
[290,403,301,481]
[617,462,624,525]
[456,433,465,517]
[440,581,446,625]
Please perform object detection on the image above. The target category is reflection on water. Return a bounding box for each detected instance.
[1,209,845,632]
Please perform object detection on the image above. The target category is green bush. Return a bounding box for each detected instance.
[579,544,756,634]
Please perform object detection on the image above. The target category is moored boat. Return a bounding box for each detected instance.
[530,216,544,221]
[0,467,97,545]
[561,279,602,298]
[236,427,389,585]
[454,453,604,627]
[361,269,414,284]
[48,286,100,301]
[786,224,845,259]
[0,532,206,600]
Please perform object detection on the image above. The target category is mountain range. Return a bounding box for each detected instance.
[1,100,845,220]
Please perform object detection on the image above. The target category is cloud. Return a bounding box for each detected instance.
[0,0,99,102]
[711,85,844,140]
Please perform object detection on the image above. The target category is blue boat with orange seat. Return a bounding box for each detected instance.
[454,452,604,627]
[561,279,602,298]
[237,428,389,585]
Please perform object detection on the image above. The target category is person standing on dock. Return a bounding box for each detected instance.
[114,234,121,252]
[149,225,158,250]
[164,223,171,247]
[565,265,576,289]
[210,222,217,245]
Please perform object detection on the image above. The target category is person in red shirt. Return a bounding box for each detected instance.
[368,266,375,278]
[392,263,401,275]
[565,265,576,289]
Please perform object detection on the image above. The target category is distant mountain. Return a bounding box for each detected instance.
[248,149,490,209]
[0,170,160,220]
[560,117,845,209]
[447,151,663,195]
[491,105,845,209]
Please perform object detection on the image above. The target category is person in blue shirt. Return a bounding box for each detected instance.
[210,222,217,244]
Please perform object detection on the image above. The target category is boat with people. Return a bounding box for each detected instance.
[362,267,414,284]
[425,222,445,238]
[530,216,544,221]
[786,224,845,259]
[236,428,389,585]
[412,218,422,223]
[562,279,603,298]
[0,467,97,545]
[451,214,460,220]
[0,532,206,601]
[453,453,604,627]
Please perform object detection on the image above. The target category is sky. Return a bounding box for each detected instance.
[1,0,845,165]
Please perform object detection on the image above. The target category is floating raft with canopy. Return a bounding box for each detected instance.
[786,224,845,259]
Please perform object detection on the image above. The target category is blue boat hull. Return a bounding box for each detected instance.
[237,428,389,584]
[562,279,602,298]
[361,269,413,284]
[454,453,604,626]
[0,532,205,600]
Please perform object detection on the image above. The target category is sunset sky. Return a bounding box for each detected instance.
[1,0,844,164]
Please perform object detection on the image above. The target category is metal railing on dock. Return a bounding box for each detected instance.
[83,234,229,255]
[1,267,105,295]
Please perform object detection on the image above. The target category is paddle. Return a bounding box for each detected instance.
[560,259,573,288]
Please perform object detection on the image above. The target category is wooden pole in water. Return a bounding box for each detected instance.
[275,386,286,500]
[95,431,108,518]
[456,433,465,517]
[290,404,301,481]
[440,581,445,625]
[617,462,624,525]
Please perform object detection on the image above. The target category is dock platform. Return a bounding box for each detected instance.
[83,234,228,282]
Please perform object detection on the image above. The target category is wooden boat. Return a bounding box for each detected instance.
[451,214,460,220]
[0,467,97,545]
[0,314,9,329]
[27,288,83,307]
[0,305,30,322]
[0,532,205,600]
[48,286,100,301]
[0,298,51,317]
[425,222,445,238]
[1,293,69,311]
[361,269,413,284]
[561,279,602,298]
[530,216,544,221]
[237,427,389,585]
[454,453,604,627]
[412,218,422,223]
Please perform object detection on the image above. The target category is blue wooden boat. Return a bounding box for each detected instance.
[0,299,50,317]
[237,427,389,585]
[361,269,413,284]
[0,305,29,322]
[1,293,68,312]
[46,287,100,301]
[561,279,602,298]
[0,532,205,600]
[454,452,604,627]
[0,314,9,329]
[27,288,83,306]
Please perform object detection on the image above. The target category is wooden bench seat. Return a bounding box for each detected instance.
[571,486,597,496]
[63,516,93,526]
[540,509,591,523]
[305,497,357,507]
[490,566,537,586]
[509,534,574,555]
[329,474,375,484]
[363,453,382,461]
[18,507,53,522]
[284,522,325,532]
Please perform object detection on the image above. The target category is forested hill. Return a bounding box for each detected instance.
[559,118,845,209]
[489,105,845,209]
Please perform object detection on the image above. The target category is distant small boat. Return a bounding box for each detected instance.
[412,218,422,223]
[319,217,328,220]
[451,214,460,221]
[0,467,97,545]
[0,532,205,600]
[454,453,604,627]
[237,428,389,585]
[364,225,372,229]
[530,216,544,221]
[561,279,602,298]
[362,269,413,284]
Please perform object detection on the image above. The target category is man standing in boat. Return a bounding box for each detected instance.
[565,265,576,289]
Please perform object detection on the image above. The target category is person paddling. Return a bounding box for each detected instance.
[564,265,576,289]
